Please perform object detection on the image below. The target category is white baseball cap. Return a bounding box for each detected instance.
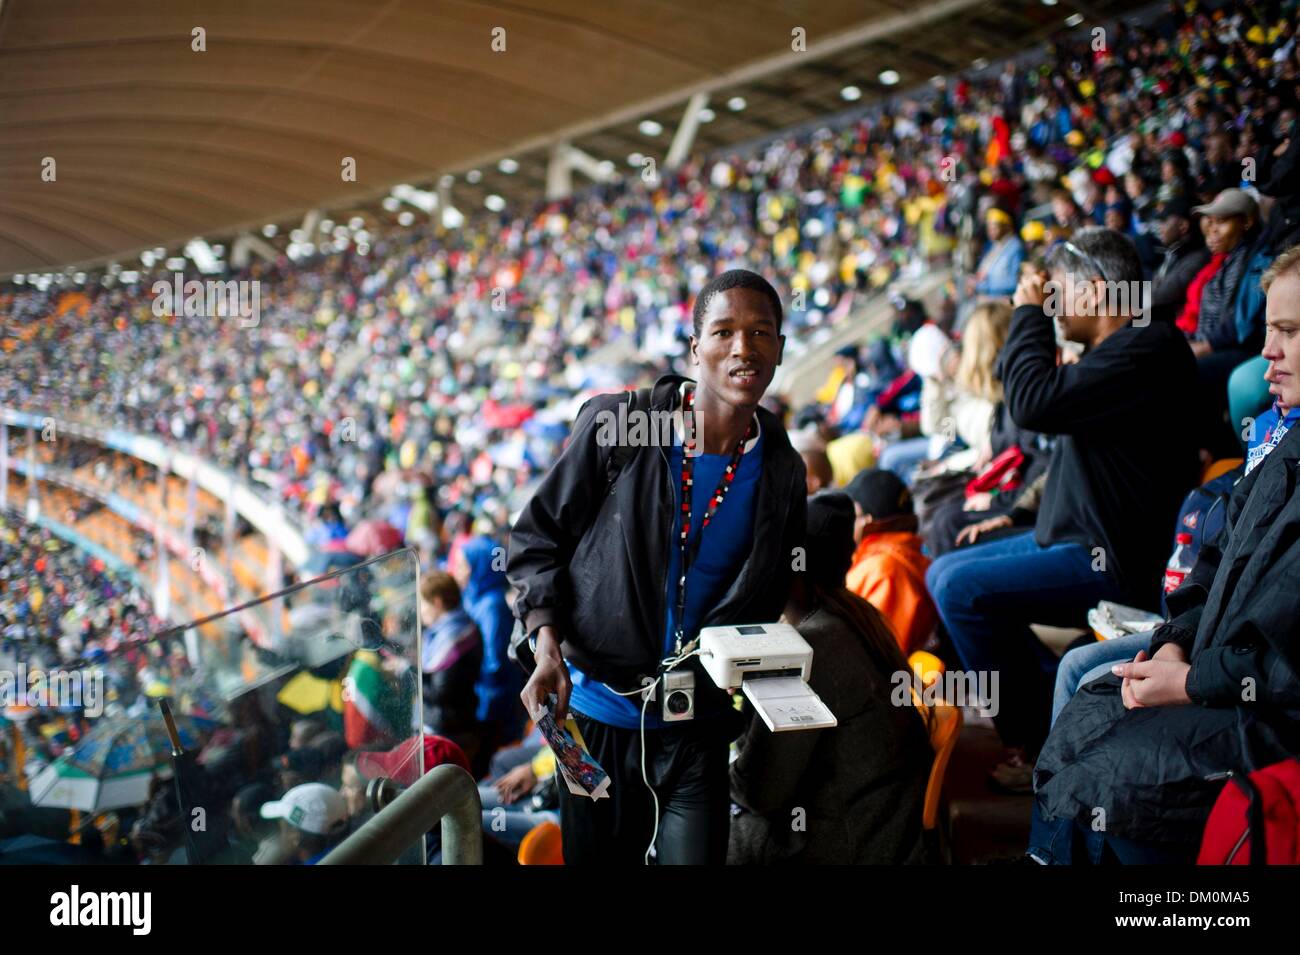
[260,783,348,836]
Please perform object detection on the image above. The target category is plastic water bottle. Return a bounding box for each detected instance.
[1163,532,1194,594]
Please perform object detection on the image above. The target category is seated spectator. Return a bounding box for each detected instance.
[1048,189,1084,243]
[914,301,1012,480]
[259,782,350,865]
[859,340,925,443]
[476,729,560,851]
[288,718,325,751]
[1029,244,1300,864]
[1186,189,1272,455]
[217,782,281,865]
[800,447,834,494]
[843,469,936,655]
[1197,130,1241,200]
[877,322,955,482]
[968,207,1026,299]
[729,492,931,864]
[951,470,1050,553]
[789,425,835,494]
[418,570,483,764]
[1151,198,1210,314]
[924,409,1051,558]
[452,536,527,775]
[926,227,1200,781]
[824,431,876,489]
[1156,147,1195,206]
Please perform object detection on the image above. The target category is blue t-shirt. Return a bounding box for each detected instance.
[569,428,763,729]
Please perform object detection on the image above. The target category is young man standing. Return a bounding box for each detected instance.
[507,270,806,865]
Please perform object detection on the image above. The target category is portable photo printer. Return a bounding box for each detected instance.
[697,623,837,732]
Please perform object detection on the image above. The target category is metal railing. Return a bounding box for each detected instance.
[320,764,483,866]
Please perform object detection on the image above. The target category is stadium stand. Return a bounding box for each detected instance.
[2,0,1299,867]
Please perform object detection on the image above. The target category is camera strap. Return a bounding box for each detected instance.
[674,384,754,655]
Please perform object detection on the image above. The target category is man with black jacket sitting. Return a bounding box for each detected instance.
[926,228,1200,781]
[507,269,806,865]
[1150,198,1210,315]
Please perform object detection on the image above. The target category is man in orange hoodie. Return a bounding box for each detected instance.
[843,468,937,655]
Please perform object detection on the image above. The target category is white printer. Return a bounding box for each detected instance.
[697,622,837,732]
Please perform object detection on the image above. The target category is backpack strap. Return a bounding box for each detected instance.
[604,387,652,488]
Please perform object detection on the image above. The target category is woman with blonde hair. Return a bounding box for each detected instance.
[915,300,1013,477]
[877,303,1012,484]
[912,301,1052,557]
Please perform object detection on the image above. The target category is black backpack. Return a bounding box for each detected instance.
[507,387,652,675]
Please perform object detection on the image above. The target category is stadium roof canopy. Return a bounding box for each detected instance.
[0,0,1141,278]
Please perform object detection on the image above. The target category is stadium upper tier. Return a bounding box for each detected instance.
[0,0,1143,276]
[5,0,1288,547]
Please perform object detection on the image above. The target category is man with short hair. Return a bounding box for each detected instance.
[1150,198,1210,314]
[508,269,806,865]
[926,227,1200,777]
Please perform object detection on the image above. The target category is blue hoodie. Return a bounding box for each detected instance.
[460,536,525,731]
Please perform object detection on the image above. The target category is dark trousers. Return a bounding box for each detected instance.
[1028,799,1198,865]
[557,712,732,865]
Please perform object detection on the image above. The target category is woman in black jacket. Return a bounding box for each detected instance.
[1029,424,1300,863]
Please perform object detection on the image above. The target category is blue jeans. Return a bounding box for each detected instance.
[1050,630,1151,726]
[478,783,559,849]
[1027,800,1197,865]
[877,436,931,484]
[925,530,1124,753]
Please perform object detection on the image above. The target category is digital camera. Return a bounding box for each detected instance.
[662,668,695,722]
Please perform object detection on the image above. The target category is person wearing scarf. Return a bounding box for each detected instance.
[418,570,483,764]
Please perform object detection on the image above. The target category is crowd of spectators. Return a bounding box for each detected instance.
[3,0,1299,864]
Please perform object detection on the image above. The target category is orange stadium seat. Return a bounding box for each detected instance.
[517,820,564,866]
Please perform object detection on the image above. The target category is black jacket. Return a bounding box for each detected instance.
[507,374,807,692]
[1151,236,1210,313]
[729,598,931,864]
[998,305,1200,609]
[1035,426,1300,844]
[422,619,483,740]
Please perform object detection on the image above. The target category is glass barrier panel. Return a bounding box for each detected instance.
[0,548,424,864]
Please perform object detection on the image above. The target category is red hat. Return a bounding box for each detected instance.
[1092,167,1117,186]
[355,733,470,787]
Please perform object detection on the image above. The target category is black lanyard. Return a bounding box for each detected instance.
[673,385,754,653]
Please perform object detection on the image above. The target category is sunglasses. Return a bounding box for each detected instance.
[1061,240,1110,284]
